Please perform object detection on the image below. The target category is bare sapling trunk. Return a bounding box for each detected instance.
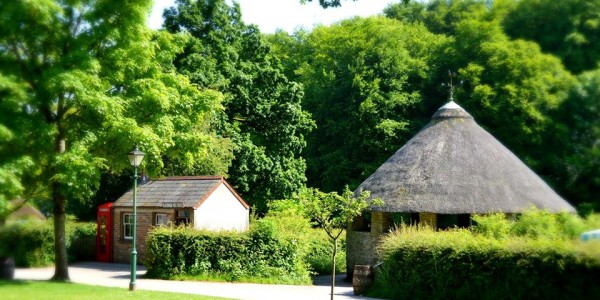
[331,238,338,300]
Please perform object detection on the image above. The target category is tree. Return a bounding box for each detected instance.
[164,0,314,212]
[298,187,383,300]
[502,0,600,74]
[384,0,586,203]
[270,17,449,192]
[551,70,600,210]
[0,0,230,280]
[301,0,410,9]
[384,0,491,36]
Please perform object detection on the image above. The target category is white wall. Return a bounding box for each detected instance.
[193,183,249,232]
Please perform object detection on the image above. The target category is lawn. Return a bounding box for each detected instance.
[0,280,231,300]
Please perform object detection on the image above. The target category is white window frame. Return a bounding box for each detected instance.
[155,213,168,226]
[123,213,133,240]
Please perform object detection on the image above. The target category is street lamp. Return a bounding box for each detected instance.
[127,145,144,291]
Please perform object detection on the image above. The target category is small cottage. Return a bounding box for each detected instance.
[110,176,249,263]
[347,101,575,276]
[6,200,46,222]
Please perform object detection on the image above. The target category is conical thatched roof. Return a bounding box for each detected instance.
[355,101,575,214]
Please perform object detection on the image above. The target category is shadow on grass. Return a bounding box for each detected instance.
[0,279,33,287]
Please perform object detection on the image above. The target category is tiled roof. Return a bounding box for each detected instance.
[113,176,248,209]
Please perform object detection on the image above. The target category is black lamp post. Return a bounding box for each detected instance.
[127,145,144,291]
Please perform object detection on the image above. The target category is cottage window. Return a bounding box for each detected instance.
[176,210,191,225]
[155,213,169,226]
[123,213,133,239]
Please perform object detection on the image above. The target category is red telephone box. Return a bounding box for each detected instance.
[96,202,113,262]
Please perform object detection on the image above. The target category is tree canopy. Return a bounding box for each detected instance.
[270,0,598,210]
[270,17,449,191]
[0,0,230,279]
[164,0,314,212]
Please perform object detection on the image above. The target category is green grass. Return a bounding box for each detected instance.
[0,280,231,300]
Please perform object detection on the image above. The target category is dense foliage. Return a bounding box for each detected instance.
[372,212,600,299]
[163,0,314,212]
[262,199,347,275]
[0,0,231,279]
[502,0,600,74]
[1,0,599,283]
[0,219,96,267]
[144,199,352,283]
[269,0,599,211]
[270,18,449,191]
[144,220,311,284]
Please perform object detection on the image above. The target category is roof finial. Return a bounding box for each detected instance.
[441,70,460,103]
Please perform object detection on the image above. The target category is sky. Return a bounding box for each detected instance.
[148,0,400,33]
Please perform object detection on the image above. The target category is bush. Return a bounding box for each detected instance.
[0,220,54,267]
[67,221,97,261]
[372,222,600,299]
[263,199,346,275]
[303,231,346,275]
[0,219,96,267]
[144,222,311,285]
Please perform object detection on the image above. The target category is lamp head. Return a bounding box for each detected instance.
[128,145,145,167]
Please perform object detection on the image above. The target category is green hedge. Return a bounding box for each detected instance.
[0,219,96,267]
[263,199,346,275]
[144,219,312,284]
[371,225,600,299]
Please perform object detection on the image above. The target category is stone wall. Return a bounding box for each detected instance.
[347,211,443,278]
[112,207,175,263]
[346,230,381,277]
[346,212,389,278]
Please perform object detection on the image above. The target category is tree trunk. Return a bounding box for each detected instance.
[51,136,69,281]
[330,238,337,300]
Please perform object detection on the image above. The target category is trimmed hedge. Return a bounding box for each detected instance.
[0,219,96,267]
[372,225,600,299]
[144,219,312,284]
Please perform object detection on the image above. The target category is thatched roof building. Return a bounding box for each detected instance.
[355,101,575,214]
[346,101,575,277]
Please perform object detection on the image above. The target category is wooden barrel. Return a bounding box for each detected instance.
[352,265,374,296]
[0,257,15,280]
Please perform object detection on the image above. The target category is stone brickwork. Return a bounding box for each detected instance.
[346,230,381,277]
[347,211,443,278]
[346,212,388,278]
[112,207,175,263]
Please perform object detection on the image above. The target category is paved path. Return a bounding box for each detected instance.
[14,262,382,300]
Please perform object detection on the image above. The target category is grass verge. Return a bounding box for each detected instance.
[0,280,231,300]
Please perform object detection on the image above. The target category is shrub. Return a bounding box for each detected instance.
[472,213,511,239]
[304,231,346,275]
[0,219,96,267]
[0,220,54,267]
[372,224,600,299]
[67,221,97,261]
[144,223,312,285]
[263,199,346,275]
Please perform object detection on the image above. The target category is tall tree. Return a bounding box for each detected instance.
[271,17,449,192]
[164,0,314,212]
[502,0,600,74]
[552,70,600,210]
[301,0,410,9]
[384,0,582,205]
[0,0,230,280]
